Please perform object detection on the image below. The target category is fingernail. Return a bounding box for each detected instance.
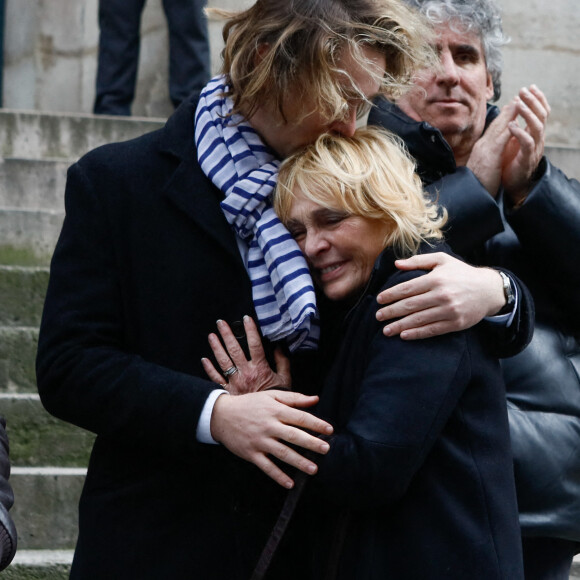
[376,310,384,320]
[285,480,294,489]
[216,319,224,326]
[383,326,392,336]
[307,464,317,474]
[320,442,330,452]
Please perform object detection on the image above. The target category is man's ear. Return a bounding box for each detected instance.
[485,71,494,101]
[254,43,271,67]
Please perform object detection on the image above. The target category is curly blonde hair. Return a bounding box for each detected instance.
[208,0,435,124]
[274,126,447,258]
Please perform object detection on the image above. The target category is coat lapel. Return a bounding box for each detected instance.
[159,97,242,263]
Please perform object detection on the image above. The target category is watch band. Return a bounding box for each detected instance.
[498,271,515,313]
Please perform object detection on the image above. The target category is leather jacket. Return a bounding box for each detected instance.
[369,98,580,541]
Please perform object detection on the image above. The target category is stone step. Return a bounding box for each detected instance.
[10,467,85,550]
[0,109,164,161]
[1,394,94,467]
[0,157,69,210]
[0,327,40,394]
[4,550,73,579]
[0,209,63,265]
[0,267,49,327]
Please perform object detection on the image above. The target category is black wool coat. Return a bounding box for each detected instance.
[36,98,293,578]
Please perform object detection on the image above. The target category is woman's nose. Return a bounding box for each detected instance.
[303,230,330,258]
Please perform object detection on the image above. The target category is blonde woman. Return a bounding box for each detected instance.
[206,127,524,578]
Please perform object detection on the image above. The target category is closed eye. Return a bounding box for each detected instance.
[286,220,306,241]
[318,209,350,227]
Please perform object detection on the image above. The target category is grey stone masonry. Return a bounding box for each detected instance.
[0,109,164,263]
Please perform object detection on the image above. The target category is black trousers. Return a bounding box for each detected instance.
[522,536,580,580]
[94,0,210,115]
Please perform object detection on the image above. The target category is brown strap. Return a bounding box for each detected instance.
[250,470,309,580]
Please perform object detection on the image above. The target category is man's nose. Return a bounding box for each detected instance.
[437,52,460,85]
[329,106,358,137]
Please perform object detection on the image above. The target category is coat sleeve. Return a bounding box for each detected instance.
[427,167,504,257]
[36,159,216,459]
[425,171,535,358]
[0,418,16,571]
[479,269,535,359]
[505,159,580,319]
[313,304,473,509]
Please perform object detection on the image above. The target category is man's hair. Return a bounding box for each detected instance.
[403,0,509,101]
[209,0,436,124]
[274,126,447,259]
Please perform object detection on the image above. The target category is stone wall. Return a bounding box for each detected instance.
[498,0,580,147]
[2,0,580,145]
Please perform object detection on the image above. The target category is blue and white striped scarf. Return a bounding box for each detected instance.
[194,76,320,351]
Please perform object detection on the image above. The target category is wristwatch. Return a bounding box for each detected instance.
[498,271,515,314]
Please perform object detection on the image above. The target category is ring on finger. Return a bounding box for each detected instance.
[223,366,239,378]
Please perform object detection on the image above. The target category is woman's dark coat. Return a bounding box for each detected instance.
[294,244,524,579]
[369,98,580,542]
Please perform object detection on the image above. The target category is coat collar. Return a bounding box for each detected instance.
[368,97,501,185]
[158,96,242,263]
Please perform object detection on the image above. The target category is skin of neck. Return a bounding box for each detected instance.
[447,130,480,166]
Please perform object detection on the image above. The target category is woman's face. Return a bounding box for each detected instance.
[285,189,389,302]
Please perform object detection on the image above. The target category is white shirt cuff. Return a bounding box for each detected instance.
[196,389,228,444]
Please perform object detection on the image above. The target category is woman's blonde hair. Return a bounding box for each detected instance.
[208,0,435,123]
[274,126,447,258]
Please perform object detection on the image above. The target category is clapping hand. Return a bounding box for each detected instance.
[501,85,550,205]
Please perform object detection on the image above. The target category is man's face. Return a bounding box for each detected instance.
[397,23,494,154]
[252,46,387,158]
